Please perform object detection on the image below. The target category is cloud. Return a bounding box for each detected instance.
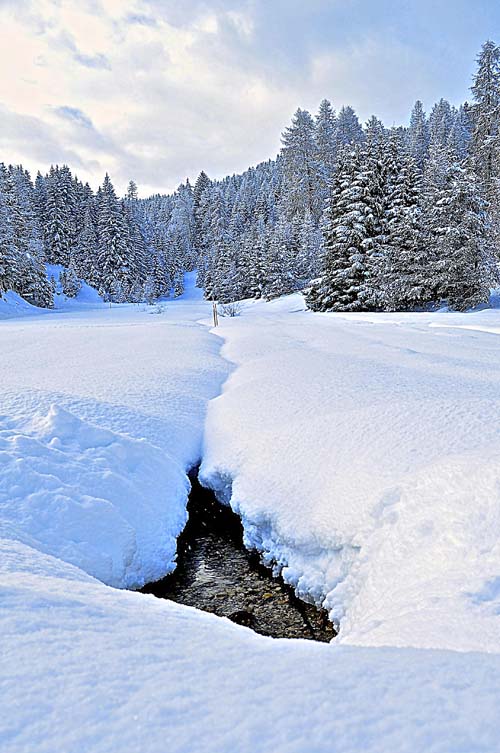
[125,12,157,27]
[0,0,499,196]
[54,106,94,129]
[0,103,87,170]
[56,31,112,70]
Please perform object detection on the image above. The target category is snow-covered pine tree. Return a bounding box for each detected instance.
[74,196,99,284]
[409,100,429,169]
[193,171,212,261]
[335,105,364,146]
[296,209,322,287]
[381,131,429,310]
[263,216,296,299]
[306,145,378,311]
[0,177,18,294]
[127,180,139,201]
[423,145,496,309]
[448,103,473,160]
[2,164,53,307]
[59,260,81,298]
[315,99,337,202]
[44,165,73,266]
[96,174,131,301]
[470,40,500,196]
[280,108,321,221]
[429,99,454,149]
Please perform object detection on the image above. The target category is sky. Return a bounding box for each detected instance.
[0,0,499,197]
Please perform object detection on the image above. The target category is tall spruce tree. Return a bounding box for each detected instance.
[470,40,500,195]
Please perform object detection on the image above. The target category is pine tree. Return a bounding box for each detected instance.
[429,99,454,148]
[0,180,18,294]
[307,146,378,311]
[409,100,429,168]
[470,40,500,195]
[280,108,320,221]
[448,104,473,160]
[74,195,98,283]
[315,99,337,200]
[59,261,81,298]
[297,209,322,286]
[45,166,73,265]
[127,180,139,201]
[424,145,495,309]
[193,171,212,262]
[336,106,364,146]
[263,217,296,299]
[96,174,131,301]
[382,132,429,309]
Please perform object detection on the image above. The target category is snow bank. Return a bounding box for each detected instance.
[0,290,48,320]
[3,540,500,753]
[46,263,103,307]
[201,295,500,652]
[0,404,187,587]
[0,284,229,588]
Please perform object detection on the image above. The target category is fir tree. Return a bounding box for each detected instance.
[470,40,500,195]
[336,106,364,146]
[96,174,131,301]
[409,100,429,168]
[280,108,320,221]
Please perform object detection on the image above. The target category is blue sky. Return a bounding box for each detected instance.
[0,0,498,195]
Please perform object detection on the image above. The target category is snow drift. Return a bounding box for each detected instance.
[0,404,188,588]
[200,295,500,653]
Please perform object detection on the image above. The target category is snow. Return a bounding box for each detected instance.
[200,295,500,653]
[0,404,188,587]
[46,263,103,307]
[3,539,500,753]
[0,272,229,587]
[0,290,50,319]
[3,281,500,751]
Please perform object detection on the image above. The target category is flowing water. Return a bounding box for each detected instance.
[141,472,336,642]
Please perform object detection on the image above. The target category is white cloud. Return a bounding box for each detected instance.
[0,0,488,195]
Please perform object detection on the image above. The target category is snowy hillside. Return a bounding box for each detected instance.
[2,282,500,751]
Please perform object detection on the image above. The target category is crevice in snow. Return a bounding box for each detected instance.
[197,464,360,633]
[142,466,336,641]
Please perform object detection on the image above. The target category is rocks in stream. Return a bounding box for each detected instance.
[228,609,254,627]
[141,471,337,642]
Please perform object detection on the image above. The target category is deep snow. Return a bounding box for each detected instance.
[201,295,500,653]
[0,273,229,586]
[2,278,500,752]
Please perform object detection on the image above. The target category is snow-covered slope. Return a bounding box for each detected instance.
[0,290,51,320]
[46,263,103,307]
[200,295,500,653]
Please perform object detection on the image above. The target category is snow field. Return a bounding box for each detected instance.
[2,281,500,751]
[200,295,500,652]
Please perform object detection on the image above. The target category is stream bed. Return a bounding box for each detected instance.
[141,472,336,642]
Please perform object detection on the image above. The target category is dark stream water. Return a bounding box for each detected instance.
[141,472,336,642]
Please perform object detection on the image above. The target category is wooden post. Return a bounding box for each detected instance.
[212,301,219,327]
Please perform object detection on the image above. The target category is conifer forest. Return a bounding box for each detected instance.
[3,41,500,313]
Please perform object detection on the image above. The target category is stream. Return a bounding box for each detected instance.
[141,471,336,642]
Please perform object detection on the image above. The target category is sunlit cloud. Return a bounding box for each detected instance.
[0,0,498,195]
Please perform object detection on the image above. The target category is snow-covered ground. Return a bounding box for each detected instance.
[2,278,500,751]
[0,273,229,587]
[202,295,500,653]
